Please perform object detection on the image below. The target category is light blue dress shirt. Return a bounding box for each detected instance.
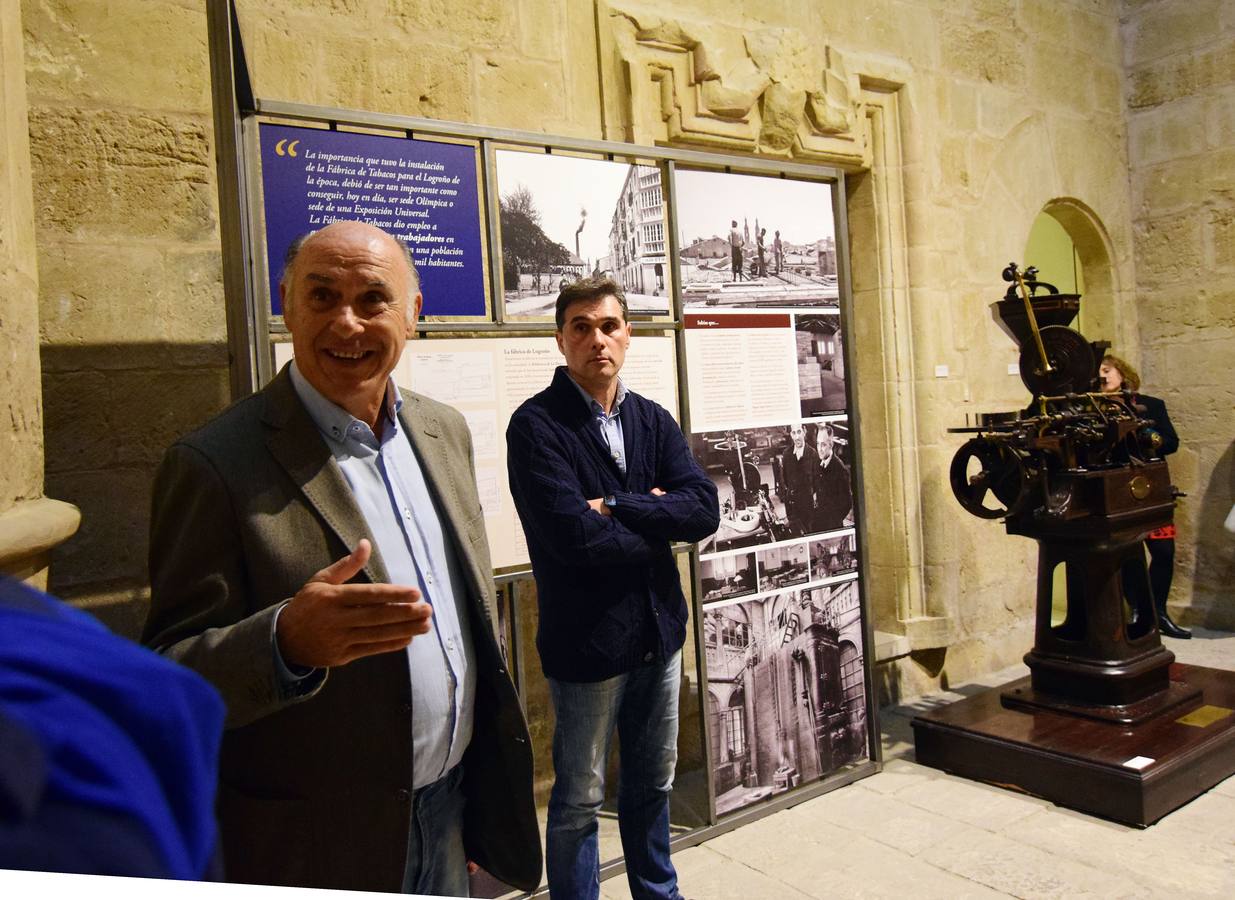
[288,362,475,789]
[567,373,628,477]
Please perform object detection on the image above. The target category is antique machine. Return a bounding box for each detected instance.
[912,264,1235,826]
[950,263,1184,714]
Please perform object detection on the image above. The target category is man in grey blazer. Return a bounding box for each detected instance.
[143,221,540,895]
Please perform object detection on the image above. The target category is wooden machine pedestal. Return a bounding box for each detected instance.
[912,663,1235,826]
[914,464,1235,826]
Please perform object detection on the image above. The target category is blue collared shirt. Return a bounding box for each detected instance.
[567,373,628,476]
[288,362,475,789]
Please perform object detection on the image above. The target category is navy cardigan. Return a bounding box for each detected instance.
[507,367,719,681]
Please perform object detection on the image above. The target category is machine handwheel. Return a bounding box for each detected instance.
[949,438,1030,520]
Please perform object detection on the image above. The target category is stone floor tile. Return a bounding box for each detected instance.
[1147,790,1235,844]
[1000,807,1235,897]
[607,845,817,900]
[1212,775,1235,798]
[859,756,939,794]
[774,846,1006,899]
[920,828,1154,899]
[702,814,1002,899]
[892,772,1050,831]
[785,780,979,856]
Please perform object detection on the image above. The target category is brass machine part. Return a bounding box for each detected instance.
[1014,267,1055,376]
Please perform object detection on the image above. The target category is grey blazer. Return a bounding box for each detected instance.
[143,365,541,893]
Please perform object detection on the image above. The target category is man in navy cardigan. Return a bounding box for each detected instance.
[507,278,719,900]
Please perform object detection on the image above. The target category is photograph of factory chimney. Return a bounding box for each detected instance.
[704,579,868,816]
[494,148,670,318]
[675,168,838,309]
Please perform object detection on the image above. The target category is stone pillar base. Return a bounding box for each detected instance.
[0,497,81,589]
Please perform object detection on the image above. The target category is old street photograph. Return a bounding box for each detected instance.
[495,149,671,318]
[675,169,838,310]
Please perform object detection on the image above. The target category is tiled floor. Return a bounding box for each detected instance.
[593,628,1235,900]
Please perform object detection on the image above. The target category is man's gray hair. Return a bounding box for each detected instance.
[279,226,421,322]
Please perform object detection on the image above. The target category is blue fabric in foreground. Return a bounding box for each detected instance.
[0,576,225,880]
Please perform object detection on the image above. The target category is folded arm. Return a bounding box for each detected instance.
[606,416,720,543]
[507,415,664,568]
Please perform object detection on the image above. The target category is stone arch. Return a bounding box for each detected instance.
[1036,198,1121,346]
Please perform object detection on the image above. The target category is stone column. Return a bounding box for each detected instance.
[0,3,78,587]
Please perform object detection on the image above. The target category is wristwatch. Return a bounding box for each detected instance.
[603,494,617,509]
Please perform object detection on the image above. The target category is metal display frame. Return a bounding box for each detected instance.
[207,0,881,887]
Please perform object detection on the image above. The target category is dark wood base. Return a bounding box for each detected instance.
[1001,677,1201,725]
[911,663,1235,827]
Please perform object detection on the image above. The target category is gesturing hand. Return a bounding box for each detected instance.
[276,539,433,669]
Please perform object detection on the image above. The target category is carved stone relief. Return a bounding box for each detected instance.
[598,2,868,168]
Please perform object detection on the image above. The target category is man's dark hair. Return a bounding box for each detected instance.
[554,276,628,330]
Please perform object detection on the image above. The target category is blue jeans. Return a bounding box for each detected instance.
[546,650,682,900]
[402,763,469,897]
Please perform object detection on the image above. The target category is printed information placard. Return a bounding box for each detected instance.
[259,123,487,317]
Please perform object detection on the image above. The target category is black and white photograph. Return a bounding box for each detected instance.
[812,421,854,533]
[692,426,793,552]
[756,542,810,592]
[704,580,868,816]
[796,313,847,417]
[692,422,855,551]
[810,532,858,580]
[675,169,838,310]
[495,149,671,318]
[700,552,757,603]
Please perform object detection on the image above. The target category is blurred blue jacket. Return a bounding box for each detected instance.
[0,576,224,880]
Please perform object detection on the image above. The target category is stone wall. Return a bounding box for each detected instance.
[18,0,1228,688]
[1121,0,1235,629]
[23,0,228,628]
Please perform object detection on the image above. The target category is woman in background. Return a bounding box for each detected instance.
[1101,354,1191,639]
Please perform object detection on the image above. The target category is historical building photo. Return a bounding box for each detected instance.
[494,149,670,317]
[704,580,868,816]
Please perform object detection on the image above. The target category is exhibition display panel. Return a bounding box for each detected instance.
[211,4,881,884]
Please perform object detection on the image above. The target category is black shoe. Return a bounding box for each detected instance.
[1157,610,1192,639]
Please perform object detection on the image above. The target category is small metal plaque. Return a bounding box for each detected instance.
[1129,475,1152,500]
[1176,705,1233,728]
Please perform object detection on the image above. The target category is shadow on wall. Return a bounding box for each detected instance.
[1191,441,1235,631]
[41,342,231,640]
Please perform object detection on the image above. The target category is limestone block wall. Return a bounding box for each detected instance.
[1121,0,1235,629]
[18,0,1223,696]
[22,0,228,629]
